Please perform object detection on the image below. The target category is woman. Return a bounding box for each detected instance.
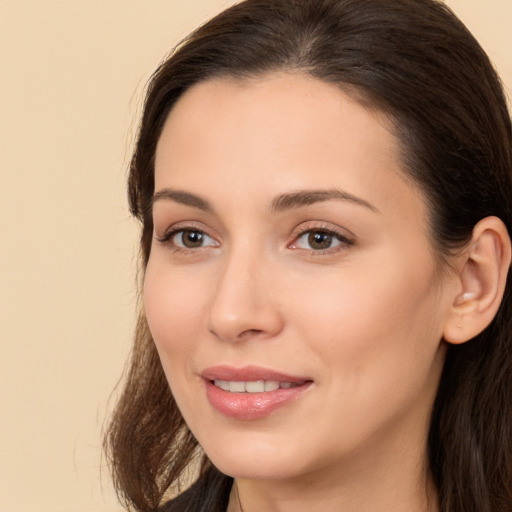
[105,1,512,511]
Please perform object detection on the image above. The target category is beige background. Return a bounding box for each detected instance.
[0,1,510,511]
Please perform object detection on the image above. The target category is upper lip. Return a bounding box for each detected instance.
[201,365,311,383]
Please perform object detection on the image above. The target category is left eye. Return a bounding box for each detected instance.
[294,230,345,251]
[172,229,217,249]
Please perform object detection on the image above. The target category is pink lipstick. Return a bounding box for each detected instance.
[201,365,313,420]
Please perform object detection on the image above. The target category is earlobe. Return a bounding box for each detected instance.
[443,216,511,345]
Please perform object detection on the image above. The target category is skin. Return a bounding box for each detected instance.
[144,73,464,512]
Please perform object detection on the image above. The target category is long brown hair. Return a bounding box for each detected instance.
[104,1,512,511]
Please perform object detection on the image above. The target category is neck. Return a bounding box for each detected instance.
[226,432,439,512]
[228,471,438,512]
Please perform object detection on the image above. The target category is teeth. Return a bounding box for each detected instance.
[245,380,265,393]
[229,381,246,393]
[213,379,301,393]
[214,379,230,391]
[264,380,280,391]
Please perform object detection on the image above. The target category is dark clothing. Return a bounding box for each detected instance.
[159,468,232,512]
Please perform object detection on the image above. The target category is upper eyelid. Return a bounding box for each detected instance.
[155,220,211,235]
[290,221,355,241]
[291,228,353,248]
[295,226,349,238]
[155,223,212,243]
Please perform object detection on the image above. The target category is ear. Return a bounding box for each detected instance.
[443,216,511,344]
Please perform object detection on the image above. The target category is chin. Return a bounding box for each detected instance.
[198,430,314,481]
[211,455,301,481]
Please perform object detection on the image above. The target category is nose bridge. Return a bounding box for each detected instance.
[207,241,282,342]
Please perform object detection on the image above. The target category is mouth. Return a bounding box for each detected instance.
[201,365,313,420]
[212,379,305,393]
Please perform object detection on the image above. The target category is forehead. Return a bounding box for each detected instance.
[158,73,395,150]
[154,73,426,225]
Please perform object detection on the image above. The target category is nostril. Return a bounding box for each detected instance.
[239,328,264,338]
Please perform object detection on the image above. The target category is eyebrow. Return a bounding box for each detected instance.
[150,187,378,214]
[270,189,379,213]
[151,188,214,212]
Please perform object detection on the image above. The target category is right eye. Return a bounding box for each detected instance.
[172,229,217,249]
[157,227,219,251]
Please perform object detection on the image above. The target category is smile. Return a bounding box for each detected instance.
[201,366,313,419]
[213,379,304,393]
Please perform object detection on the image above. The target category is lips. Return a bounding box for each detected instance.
[201,365,313,420]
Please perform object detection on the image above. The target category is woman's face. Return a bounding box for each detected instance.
[144,74,458,482]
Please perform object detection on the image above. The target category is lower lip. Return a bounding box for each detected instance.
[205,380,312,420]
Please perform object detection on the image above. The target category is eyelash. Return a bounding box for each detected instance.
[155,224,354,255]
[290,225,354,255]
[155,224,216,253]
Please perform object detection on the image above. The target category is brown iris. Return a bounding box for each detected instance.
[180,230,205,248]
[308,231,334,250]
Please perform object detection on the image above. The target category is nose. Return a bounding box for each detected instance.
[207,248,284,343]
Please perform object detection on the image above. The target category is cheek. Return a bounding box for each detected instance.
[143,261,214,422]
[143,261,207,362]
[281,256,446,448]
[288,251,444,375]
